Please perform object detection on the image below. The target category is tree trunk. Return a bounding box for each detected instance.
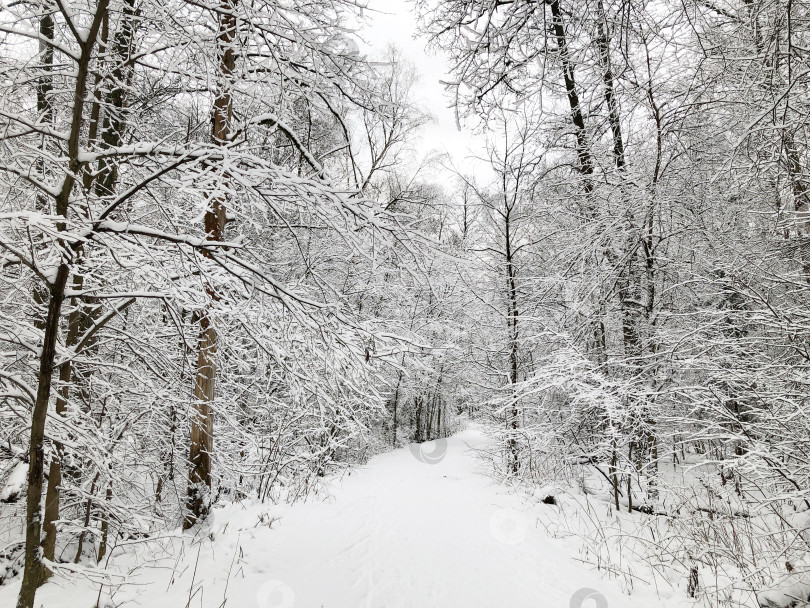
[609,435,620,510]
[549,0,594,197]
[35,6,59,576]
[184,0,235,529]
[414,396,423,442]
[40,278,83,571]
[17,2,109,604]
[391,372,402,447]
[505,208,520,475]
[550,0,611,378]
[96,482,113,564]
[17,266,70,608]
[41,0,138,560]
[31,10,54,329]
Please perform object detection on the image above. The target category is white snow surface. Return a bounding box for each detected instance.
[0,461,27,503]
[0,426,692,607]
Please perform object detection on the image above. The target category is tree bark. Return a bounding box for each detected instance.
[505,204,520,475]
[17,265,69,608]
[41,0,138,562]
[391,370,403,447]
[17,2,110,604]
[31,10,55,329]
[184,0,235,529]
[40,278,83,571]
[549,0,594,196]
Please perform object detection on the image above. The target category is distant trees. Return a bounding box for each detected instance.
[452,109,545,474]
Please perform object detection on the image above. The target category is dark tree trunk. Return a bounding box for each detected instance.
[17,3,110,604]
[41,276,83,570]
[41,0,138,561]
[549,0,594,196]
[505,205,520,475]
[31,10,54,329]
[17,265,69,608]
[391,374,402,447]
[185,0,236,528]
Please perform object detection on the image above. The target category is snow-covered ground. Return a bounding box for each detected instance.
[0,426,692,608]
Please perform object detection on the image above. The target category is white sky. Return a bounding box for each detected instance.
[357,0,490,182]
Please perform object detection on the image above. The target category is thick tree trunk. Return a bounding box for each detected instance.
[594,0,643,367]
[184,0,235,529]
[601,4,662,494]
[17,266,69,608]
[595,0,624,172]
[32,8,58,578]
[550,0,612,372]
[185,312,218,527]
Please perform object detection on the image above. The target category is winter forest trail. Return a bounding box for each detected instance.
[3,426,687,608]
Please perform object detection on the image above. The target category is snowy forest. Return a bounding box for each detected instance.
[2,0,810,606]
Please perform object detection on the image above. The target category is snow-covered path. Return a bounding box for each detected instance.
[260,425,564,608]
[3,426,687,608]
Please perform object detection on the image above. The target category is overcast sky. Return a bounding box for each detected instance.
[357,0,490,181]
